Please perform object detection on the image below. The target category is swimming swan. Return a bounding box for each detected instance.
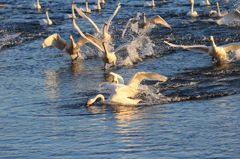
[81,0,92,13]
[209,2,228,18]
[216,9,240,25]
[64,2,78,19]
[144,0,155,7]
[187,0,198,17]
[31,0,41,9]
[122,13,171,37]
[85,72,168,106]
[200,0,211,6]
[39,8,52,25]
[90,0,101,11]
[164,36,240,63]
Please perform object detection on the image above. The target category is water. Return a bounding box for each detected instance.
[1,0,240,158]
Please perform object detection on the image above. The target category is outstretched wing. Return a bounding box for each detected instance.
[148,15,172,29]
[128,72,168,89]
[73,5,100,33]
[0,32,21,41]
[77,33,103,50]
[121,18,133,38]
[42,33,66,50]
[72,19,104,52]
[220,42,240,52]
[216,9,240,25]
[164,41,210,54]
[106,3,121,31]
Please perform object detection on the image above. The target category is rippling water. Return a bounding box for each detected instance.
[1,0,240,158]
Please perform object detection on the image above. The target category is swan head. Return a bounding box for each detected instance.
[215,2,219,5]
[69,35,73,40]
[45,8,50,12]
[71,2,75,5]
[85,99,94,107]
[209,36,214,41]
[189,0,194,3]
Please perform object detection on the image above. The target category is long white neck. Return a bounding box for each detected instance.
[103,42,109,58]
[45,11,51,24]
[210,37,217,51]
[97,0,101,10]
[152,0,155,6]
[143,14,147,23]
[191,2,194,14]
[36,0,40,7]
[86,1,89,11]
[70,37,76,49]
[103,24,108,39]
[92,94,105,103]
[71,4,76,18]
[216,3,221,16]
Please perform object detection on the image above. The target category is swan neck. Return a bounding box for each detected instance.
[103,43,109,57]
[86,1,89,10]
[143,14,146,23]
[93,94,105,103]
[97,0,101,10]
[216,3,221,15]
[152,0,155,6]
[36,0,40,6]
[191,2,194,13]
[70,37,76,48]
[210,38,217,50]
[103,24,108,38]
[46,11,50,21]
[71,4,76,18]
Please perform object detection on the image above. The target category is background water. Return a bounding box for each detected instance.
[1,0,240,158]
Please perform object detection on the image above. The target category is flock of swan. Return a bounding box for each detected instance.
[1,0,240,106]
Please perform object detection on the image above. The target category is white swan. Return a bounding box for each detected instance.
[122,13,171,37]
[81,0,92,13]
[200,0,211,6]
[187,0,198,17]
[85,72,168,106]
[90,0,101,11]
[64,2,78,19]
[209,2,228,17]
[74,3,121,41]
[39,8,52,25]
[164,36,240,63]
[144,0,155,7]
[0,32,21,41]
[216,9,240,25]
[31,0,41,9]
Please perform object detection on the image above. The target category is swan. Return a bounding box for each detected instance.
[81,0,92,13]
[90,0,101,11]
[122,13,171,37]
[187,0,198,17]
[216,9,240,25]
[85,72,168,106]
[74,3,121,41]
[39,8,53,25]
[0,32,21,41]
[209,2,228,17]
[164,36,240,63]
[144,0,155,7]
[200,0,211,6]
[64,2,78,19]
[31,0,41,9]
[42,29,103,61]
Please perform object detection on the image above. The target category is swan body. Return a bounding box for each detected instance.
[200,0,211,6]
[216,9,240,25]
[187,0,198,17]
[122,13,171,37]
[39,9,52,25]
[86,72,168,106]
[164,36,240,63]
[31,0,41,9]
[144,0,155,7]
[64,2,78,19]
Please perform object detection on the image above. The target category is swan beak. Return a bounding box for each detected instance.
[85,102,91,107]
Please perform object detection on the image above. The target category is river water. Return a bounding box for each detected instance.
[1,0,240,158]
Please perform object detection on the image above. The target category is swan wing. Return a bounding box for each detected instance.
[110,72,125,84]
[77,33,103,50]
[72,19,104,52]
[106,3,121,31]
[164,41,210,54]
[0,32,21,41]
[113,28,148,53]
[104,83,137,98]
[73,5,100,33]
[42,33,66,50]
[216,10,240,25]
[128,72,168,89]
[221,42,240,52]
[121,18,132,38]
[148,15,172,29]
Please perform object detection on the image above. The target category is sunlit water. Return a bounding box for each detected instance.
[1,0,240,158]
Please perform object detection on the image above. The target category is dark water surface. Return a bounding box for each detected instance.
[1,0,240,158]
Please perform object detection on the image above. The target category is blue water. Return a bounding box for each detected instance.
[0,0,240,158]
